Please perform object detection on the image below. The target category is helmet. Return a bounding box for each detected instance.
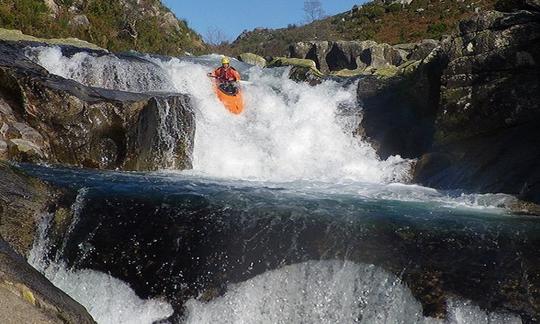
[221,57,230,65]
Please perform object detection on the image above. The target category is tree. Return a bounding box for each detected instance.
[304,0,325,23]
[205,27,229,46]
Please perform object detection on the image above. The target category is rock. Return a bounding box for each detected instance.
[0,238,95,324]
[0,162,56,256]
[289,40,404,73]
[69,14,90,28]
[357,51,445,159]
[43,0,60,16]
[408,39,439,61]
[8,139,46,160]
[413,9,540,204]
[0,163,94,323]
[0,41,195,171]
[237,53,267,67]
[0,28,104,51]
[267,56,318,69]
[359,42,404,69]
[495,0,540,11]
[288,66,324,85]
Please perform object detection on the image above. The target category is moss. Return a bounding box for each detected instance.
[0,28,102,50]
[373,65,399,78]
[330,68,365,77]
[267,57,318,70]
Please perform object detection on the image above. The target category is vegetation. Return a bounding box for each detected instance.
[225,0,497,57]
[0,0,206,55]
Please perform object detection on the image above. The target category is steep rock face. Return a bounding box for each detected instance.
[0,41,195,171]
[414,8,540,203]
[357,47,446,159]
[0,162,94,323]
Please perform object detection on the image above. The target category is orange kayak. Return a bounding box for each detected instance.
[213,81,244,115]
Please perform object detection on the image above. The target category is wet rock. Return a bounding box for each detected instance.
[237,53,267,67]
[0,238,95,324]
[0,41,195,171]
[0,162,55,256]
[357,50,446,159]
[288,66,325,85]
[0,162,93,322]
[414,8,540,204]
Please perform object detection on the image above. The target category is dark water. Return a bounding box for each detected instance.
[20,163,540,323]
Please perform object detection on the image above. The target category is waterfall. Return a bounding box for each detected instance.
[20,45,530,324]
[28,46,412,183]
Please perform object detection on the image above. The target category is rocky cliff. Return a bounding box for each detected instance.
[353,2,540,205]
[414,3,540,203]
[0,40,195,171]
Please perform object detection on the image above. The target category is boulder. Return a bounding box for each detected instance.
[267,56,318,70]
[0,41,195,171]
[237,53,267,67]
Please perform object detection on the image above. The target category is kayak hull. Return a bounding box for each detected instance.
[213,82,244,115]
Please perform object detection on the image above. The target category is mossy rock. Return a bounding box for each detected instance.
[237,53,266,67]
[267,57,319,70]
[398,60,422,76]
[330,68,366,77]
[0,28,104,51]
[372,65,399,78]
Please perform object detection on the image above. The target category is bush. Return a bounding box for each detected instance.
[427,22,447,37]
[361,4,386,20]
[386,3,402,13]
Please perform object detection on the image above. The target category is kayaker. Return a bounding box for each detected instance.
[208,57,241,94]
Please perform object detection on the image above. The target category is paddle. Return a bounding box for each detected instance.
[207,74,252,85]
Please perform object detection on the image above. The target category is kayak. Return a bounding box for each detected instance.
[213,81,244,115]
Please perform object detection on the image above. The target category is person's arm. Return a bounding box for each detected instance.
[233,69,241,81]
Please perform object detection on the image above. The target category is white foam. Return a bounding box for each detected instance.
[154,58,412,183]
[183,260,521,324]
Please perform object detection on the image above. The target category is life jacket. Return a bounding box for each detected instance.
[212,66,241,83]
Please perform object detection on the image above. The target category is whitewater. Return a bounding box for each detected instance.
[23,46,527,324]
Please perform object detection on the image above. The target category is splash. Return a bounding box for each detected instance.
[28,193,173,324]
[184,260,521,324]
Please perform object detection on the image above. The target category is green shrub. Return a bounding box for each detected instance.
[427,22,447,37]
[386,3,402,13]
[361,4,386,20]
